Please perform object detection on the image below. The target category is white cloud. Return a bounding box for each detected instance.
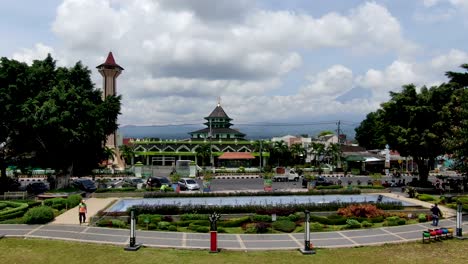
[9,0,432,126]
[300,65,354,98]
[12,43,55,65]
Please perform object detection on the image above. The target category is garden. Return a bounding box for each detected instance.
[0,194,82,224]
[92,199,432,234]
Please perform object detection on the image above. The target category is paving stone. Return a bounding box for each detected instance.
[292,232,343,240]
[240,234,292,241]
[0,224,38,230]
[137,230,183,239]
[41,225,87,233]
[0,229,31,236]
[351,234,404,245]
[243,240,298,249]
[312,238,356,247]
[341,229,387,237]
[86,227,129,236]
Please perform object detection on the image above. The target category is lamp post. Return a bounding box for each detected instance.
[124,209,141,251]
[300,210,315,255]
[456,202,463,238]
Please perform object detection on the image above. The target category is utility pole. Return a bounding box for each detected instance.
[259,140,263,172]
[336,120,342,169]
[336,120,341,144]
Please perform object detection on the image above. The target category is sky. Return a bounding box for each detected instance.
[1,0,468,128]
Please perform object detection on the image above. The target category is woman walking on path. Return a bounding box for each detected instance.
[78,200,87,225]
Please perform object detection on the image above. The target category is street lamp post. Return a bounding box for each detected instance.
[299,210,315,255]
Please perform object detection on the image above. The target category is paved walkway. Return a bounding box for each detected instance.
[1,194,466,250]
[51,198,117,225]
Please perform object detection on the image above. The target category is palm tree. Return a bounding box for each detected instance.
[309,142,325,168]
[119,144,135,167]
[272,141,289,166]
[195,144,211,167]
[103,146,115,167]
[325,143,341,166]
[290,143,306,165]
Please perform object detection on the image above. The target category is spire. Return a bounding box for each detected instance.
[217,96,221,107]
[96,51,124,70]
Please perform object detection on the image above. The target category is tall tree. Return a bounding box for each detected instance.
[354,110,386,150]
[290,143,306,165]
[0,55,121,178]
[195,144,211,167]
[119,144,135,167]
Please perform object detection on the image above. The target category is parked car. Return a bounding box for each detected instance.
[26,182,49,194]
[178,178,200,191]
[72,178,97,193]
[302,176,334,188]
[146,177,171,189]
[123,177,145,188]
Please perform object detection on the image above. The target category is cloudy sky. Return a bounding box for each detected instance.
[1,0,468,127]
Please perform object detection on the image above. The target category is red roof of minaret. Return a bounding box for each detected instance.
[96,52,124,70]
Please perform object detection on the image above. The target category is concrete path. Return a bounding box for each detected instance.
[51,198,117,225]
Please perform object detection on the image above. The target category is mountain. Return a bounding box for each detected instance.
[119,123,358,140]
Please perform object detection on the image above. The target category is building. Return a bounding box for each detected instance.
[189,100,245,140]
[128,101,269,168]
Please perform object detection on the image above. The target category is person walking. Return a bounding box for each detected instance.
[78,200,87,225]
[430,203,443,226]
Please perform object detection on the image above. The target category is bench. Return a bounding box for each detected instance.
[3,191,27,200]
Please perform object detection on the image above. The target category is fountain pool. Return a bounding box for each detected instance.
[106,194,414,212]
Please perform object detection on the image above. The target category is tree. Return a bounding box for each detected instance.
[271,141,289,166]
[309,142,325,168]
[119,144,134,167]
[290,143,305,165]
[317,130,334,137]
[325,143,341,166]
[0,55,121,178]
[195,144,211,167]
[354,110,386,150]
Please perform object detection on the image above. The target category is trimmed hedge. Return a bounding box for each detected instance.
[218,216,251,227]
[0,201,29,221]
[23,206,55,224]
[417,194,436,202]
[346,219,361,229]
[131,201,402,216]
[95,187,137,193]
[272,220,296,233]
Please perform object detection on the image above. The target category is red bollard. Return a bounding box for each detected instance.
[176,184,180,193]
[210,231,218,253]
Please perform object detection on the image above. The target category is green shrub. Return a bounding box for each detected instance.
[316,185,343,190]
[326,214,347,225]
[195,226,209,233]
[272,220,296,233]
[218,216,251,227]
[157,221,171,230]
[180,214,209,221]
[309,222,324,231]
[346,219,361,229]
[417,194,436,201]
[0,203,8,210]
[244,223,257,234]
[287,213,300,222]
[43,198,68,210]
[361,221,373,227]
[168,225,177,231]
[66,194,83,208]
[418,214,428,222]
[369,216,385,223]
[96,219,127,228]
[137,214,162,224]
[385,216,400,226]
[0,201,29,221]
[397,219,406,225]
[255,222,271,233]
[252,214,272,222]
[174,220,192,227]
[23,206,55,224]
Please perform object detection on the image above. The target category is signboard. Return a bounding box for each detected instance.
[385,144,390,169]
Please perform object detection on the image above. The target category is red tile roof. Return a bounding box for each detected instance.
[218,152,255,160]
[96,52,124,70]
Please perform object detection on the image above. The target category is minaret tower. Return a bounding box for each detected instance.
[96,52,124,148]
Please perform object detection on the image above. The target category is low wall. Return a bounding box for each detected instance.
[91,192,145,198]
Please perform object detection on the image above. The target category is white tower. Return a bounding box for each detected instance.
[96,52,124,148]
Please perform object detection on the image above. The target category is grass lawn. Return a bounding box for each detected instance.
[0,238,467,264]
